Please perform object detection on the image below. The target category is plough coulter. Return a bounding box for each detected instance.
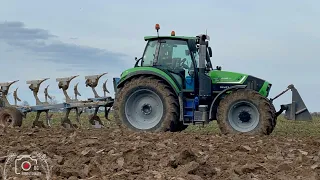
[0,73,114,128]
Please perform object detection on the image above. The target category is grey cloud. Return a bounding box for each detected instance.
[7,40,126,65]
[0,21,130,70]
[0,21,57,40]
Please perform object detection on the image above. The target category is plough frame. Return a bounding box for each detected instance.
[0,73,114,128]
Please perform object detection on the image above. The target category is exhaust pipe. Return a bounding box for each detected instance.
[271,84,312,121]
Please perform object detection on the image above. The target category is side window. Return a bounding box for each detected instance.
[142,39,195,75]
[172,44,192,67]
[142,41,157,66]
[157,43,173,68]
[172,44,193,77]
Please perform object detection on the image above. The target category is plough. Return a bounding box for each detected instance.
[0,73,114,128]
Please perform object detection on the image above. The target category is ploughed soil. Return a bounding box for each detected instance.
[0,127,320,180]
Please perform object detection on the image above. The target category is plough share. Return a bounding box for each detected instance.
[0,73,113,129]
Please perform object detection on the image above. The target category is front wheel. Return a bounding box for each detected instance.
[216,89,274,135]
[113,76,179,132]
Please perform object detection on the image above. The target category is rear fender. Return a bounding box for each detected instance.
[114,70,181,95]
[209,85,247,120]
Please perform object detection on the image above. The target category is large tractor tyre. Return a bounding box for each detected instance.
[260,96,277,133]
[113,76,180,132]
[0,107,23,127]
[216,89,274,135]
[267,100,277,133]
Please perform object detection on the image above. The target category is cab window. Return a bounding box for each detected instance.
[141,40,157,66]
[157,40,193,75]
[141,39,195,76]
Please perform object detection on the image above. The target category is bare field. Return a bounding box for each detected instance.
[0,112,319,179]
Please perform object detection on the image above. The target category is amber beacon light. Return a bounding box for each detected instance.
[155,24,160,30]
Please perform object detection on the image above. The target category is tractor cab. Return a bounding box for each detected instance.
[139,36,196,91]
[135,26,214,95]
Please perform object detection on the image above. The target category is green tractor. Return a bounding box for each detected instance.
[112,24,312,135]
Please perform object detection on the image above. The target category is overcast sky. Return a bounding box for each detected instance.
[0,0,319,112]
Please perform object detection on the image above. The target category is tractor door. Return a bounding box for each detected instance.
[168,41,195,91]
[141,39,195,91]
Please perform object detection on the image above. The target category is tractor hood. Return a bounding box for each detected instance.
[209,70,272,97]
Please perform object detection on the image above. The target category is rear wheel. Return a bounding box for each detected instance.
[217,89,274,135]
[0,107,23,127]
[113,76,180,132]
[269,102,277,133]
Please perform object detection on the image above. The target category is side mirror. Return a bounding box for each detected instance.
[208,47,212,57]
[135,57,138,61]
[185,50,190,56]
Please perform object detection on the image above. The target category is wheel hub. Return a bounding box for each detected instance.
[141,103,152,115]
[227,101,260,132]
[124,89,164,130]
[238,111,251,122]
[4,115,12,125]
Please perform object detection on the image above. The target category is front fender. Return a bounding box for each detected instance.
[209,85,247,120]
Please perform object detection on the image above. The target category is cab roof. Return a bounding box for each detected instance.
[144,36,197,41]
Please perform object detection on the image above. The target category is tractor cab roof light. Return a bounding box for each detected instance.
[155,24,160,38]
[155,24,160,30]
